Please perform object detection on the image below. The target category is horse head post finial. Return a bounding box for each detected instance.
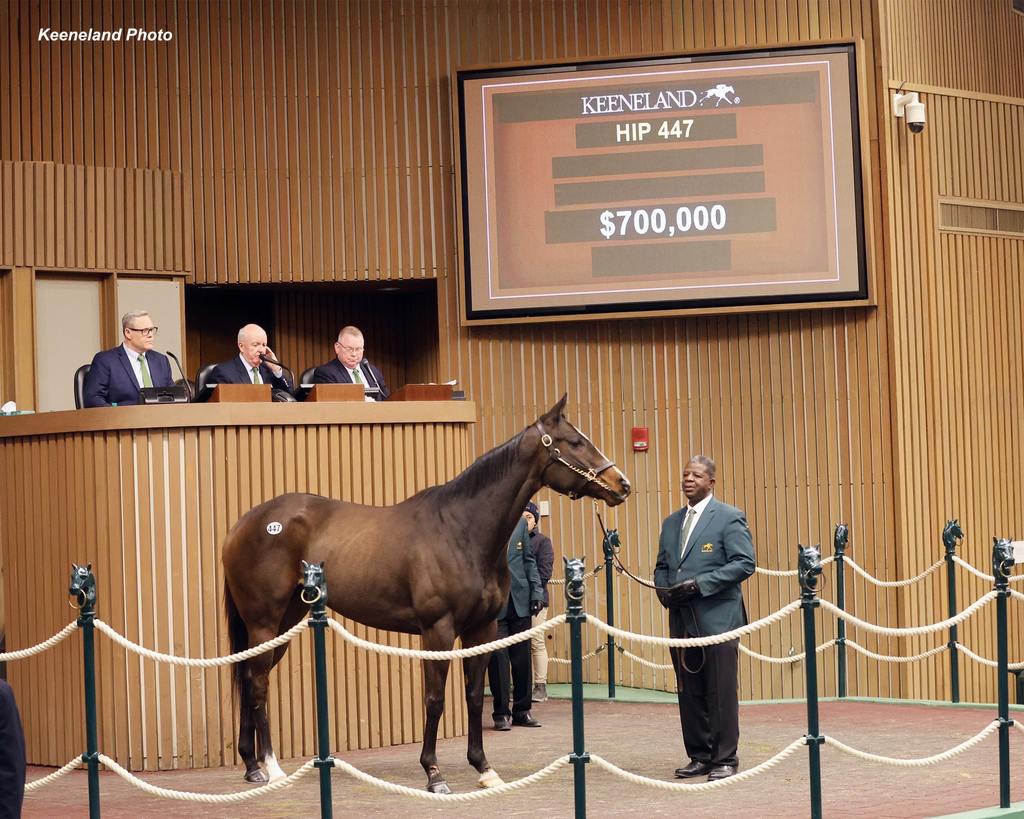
[798,545,823,598]
[601,528,620,560]
[992,538,1015,589]
[563,556,586,617]
[943,519,965,557]
[300,559,328,609]
[69,562,97,616]
[833,524,849,557]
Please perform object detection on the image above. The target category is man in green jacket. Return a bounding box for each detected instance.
[654,456,756,781]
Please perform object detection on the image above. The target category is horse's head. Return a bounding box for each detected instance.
[69,563,96,609]
[563,556,587,604]
[993,538,1016,582]
[943,519,965,551]
[798,545,823,592]
[534,395,631,505]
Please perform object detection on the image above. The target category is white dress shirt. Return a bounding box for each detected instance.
[680,492,714,559]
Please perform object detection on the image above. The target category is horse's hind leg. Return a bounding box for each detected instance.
[462,620,503,788]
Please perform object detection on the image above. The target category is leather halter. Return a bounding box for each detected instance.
[535,421,617,500]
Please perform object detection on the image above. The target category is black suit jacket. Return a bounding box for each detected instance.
[209,356,292,393]
[310,357,389,400]
[498,517,543,620]
[83,346,174,407]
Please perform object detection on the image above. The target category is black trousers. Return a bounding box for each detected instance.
[487,610,533,717]
[670,637,740,767]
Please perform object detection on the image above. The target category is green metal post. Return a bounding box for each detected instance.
[798,545,824,819]
[993,539,1013,809]
[70,564,101,819]
[601,529,616,699]
[833,525,848,699]
[303,563,334,819]
[564,558,589,819]
[943,521,963,704]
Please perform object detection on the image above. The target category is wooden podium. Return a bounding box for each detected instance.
[388,384,454,401]
[305,383,364,402]
[209,383,272,402]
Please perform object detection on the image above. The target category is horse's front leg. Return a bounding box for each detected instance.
[419,622,455,794]
[462,619,504,788]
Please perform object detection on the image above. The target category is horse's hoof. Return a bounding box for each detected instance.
[478,768,504,788]
[427,780,452,794]
[244,768,269,784]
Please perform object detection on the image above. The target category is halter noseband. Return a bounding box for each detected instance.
[535,421,617,500]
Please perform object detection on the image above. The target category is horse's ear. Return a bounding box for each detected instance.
[86,562,92,571]
[541,394,568,424]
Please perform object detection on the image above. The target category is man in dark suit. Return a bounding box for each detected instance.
[209,324,292,394]
[83,310,174,407]
[0,679,26,819]
[654,455,756,782]
[488,513,544,731]
[311,325,389,400]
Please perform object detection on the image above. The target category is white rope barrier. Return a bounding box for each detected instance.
[951,555,1024,584]
[819,592,997,636]
[326,614,567,660]
[844,639,949,664]
[844,557,944,588]
[548,647,605,665]
[331,755,570,801]
[549,565,603,585]
[954,642,1024,671]
[823,721,999,766]
[96,753,315,803]
[616,646,672,670]
[24,756,84,791]
[740,639,837,665]
[588,600,802,648]
[0,621,79,661]
[1011,589,1024,603]
[93,618,309,667]
[589,738,806,792]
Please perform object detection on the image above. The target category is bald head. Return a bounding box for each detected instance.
[237,324,270,367]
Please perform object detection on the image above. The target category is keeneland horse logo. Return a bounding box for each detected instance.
[700,84,738,106]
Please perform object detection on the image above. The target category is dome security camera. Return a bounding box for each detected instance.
[893,91,926,134]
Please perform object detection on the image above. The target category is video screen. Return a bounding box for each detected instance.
[456,44,867,322]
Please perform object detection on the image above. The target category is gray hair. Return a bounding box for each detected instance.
[237,324,266,344]
[687,455,717,479]
[121,310,151,332]
[337,325,364,342]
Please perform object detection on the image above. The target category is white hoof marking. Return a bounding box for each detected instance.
[265,753,287,782]
[478,769,504,788]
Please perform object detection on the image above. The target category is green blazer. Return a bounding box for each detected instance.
[498,517,543,620]
[653,497,756,637]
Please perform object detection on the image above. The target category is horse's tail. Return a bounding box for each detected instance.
[224,579,248,712]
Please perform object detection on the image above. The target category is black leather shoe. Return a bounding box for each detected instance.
[493,716,511,731]
[707,764,738,781]
[674,760,713,778]
[511,712,542,728]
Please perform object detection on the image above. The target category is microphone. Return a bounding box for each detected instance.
[166,351,193,401]
[259,353,296,391]
[360,358,384,400]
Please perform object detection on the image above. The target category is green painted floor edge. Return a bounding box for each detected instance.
[932,803,1024,819]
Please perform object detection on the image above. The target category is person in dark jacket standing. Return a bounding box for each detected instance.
[653,455,756,782]
[487,513,544,730]
[0,679,26,819]
[524,501,554,703]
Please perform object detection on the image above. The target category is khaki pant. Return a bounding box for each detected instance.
[531,607,548,684]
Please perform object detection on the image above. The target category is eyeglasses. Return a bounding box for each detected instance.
[336,343,364,354]
[127,326,158,336]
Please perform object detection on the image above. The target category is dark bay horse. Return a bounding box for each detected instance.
[222,395,631,792]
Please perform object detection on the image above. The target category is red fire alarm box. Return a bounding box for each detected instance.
[632,426,649,452]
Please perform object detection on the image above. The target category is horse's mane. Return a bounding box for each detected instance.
[418,428,528,506]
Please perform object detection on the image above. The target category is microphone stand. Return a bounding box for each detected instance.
[260,354,296,392]
[166,351,193,401]
[360,358,385,400]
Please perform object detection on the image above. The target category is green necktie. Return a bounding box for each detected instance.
[251,366,262,384]
[679,508,696,560]
[138,353,153,388]
[352,368,364,385]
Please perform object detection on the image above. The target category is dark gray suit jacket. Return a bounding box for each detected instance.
[311,357,389,400]
[209,356,292,393]
[653,497,756,637]
[498,517,543,620]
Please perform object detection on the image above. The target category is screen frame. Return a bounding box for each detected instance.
[454,41,873,325]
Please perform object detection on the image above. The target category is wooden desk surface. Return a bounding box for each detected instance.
[0,400,476,438]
